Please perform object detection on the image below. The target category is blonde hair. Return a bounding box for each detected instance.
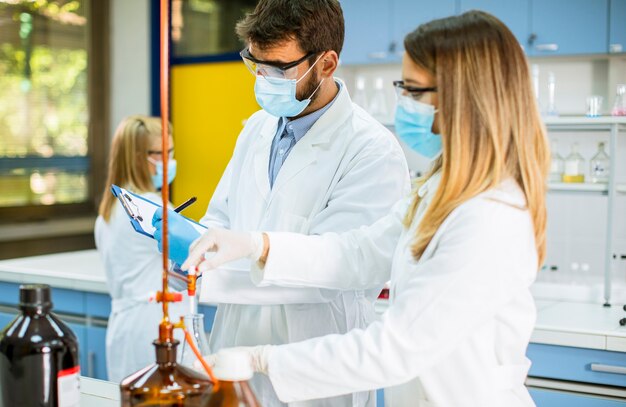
[403,11,549,267]
[98,116,171,221]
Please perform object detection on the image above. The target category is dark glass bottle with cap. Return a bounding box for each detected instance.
[0,284,80,407]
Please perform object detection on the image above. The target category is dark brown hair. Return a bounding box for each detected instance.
[236,0,344,55]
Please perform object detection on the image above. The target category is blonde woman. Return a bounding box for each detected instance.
[183,11,549,407]
[95,116,187,382]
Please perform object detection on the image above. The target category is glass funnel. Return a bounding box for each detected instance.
[120,340,214,406]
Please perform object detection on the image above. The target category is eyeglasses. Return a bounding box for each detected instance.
[393,80,437,102]
[147,147,174,161]
[240,47,318,80]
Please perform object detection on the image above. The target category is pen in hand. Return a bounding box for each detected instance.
[173,196,197,213]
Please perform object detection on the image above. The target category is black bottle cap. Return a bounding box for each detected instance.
[19,284,52,308]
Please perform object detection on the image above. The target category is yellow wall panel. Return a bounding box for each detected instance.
[171,62,258,220]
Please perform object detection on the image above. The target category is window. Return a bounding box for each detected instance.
[0,0,108,222]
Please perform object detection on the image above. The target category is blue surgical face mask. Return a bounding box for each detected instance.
[394,96,442,159]
[254,54,325,118]
[148,158,177,190]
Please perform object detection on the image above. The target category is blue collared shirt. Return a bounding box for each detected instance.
[268,81,341,187]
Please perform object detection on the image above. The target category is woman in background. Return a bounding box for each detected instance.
[95,115,187,382]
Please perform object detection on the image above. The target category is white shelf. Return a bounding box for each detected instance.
[548,182,608,193]
[543,116,626,126]
[617,184,626,194]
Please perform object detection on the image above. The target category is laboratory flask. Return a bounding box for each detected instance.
[590,142,610,183]
[120,339,214,406]
[207,350,260,407]
[549,140,564,182]
[612,84,626,116]
[180,314,210,368]
[562,143,585,183]
[0,284,80,407]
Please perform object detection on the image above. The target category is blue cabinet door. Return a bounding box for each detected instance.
[392,0,458,57]
[530,388,626,406]
[340,0,394,65]
[529,0,609,55]
[610,0,626,53]
[86,325,108,380]
[65,322,88,376]
[459,0,530,48]
[0,310,17,330]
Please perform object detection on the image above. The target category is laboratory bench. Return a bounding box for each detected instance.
[1,250,626,406]
[0,250,218,382]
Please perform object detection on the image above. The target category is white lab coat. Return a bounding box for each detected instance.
[95,192,189,383]
[257,174,538,407]
[199,79,410,406]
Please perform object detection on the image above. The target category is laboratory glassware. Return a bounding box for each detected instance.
[352,76,368,109]
[207,350,260,407]
[586,95,603,117]
[0,284,80,407]
[120,339,214,406]
[546,72,558,116]
[180,314,210,368]
[562,143,585,183]
[368,77,389,123]
[590,141,610,183]
[549,140,564,182]
[612,84,626,116]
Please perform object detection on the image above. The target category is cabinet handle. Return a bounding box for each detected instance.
[535,43,558,52]
[590,363,626,375]
[88,351,96,377]
[609,44,623,53]
[367,52,387,60]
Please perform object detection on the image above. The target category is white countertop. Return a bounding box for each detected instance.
[0,250,108,293]
[1,251,625,352]
[80,376,120,407]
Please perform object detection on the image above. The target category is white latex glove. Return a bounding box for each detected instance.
[193,345,272,376]
[181,228,264,272]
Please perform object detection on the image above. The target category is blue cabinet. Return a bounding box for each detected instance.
[528,0,609,55]
[530,388,626,406]
[392,0,458,55]
[86,325,107,380]
[0,311,16,330]
[459,0,530,48]
[610,0,626,53]
[340,0,394,65]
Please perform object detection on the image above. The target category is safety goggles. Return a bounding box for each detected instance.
[240,47,319,80]
[147,147,174,161]
[393,80,437,102]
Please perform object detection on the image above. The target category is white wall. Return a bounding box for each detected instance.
[109,0,151,136]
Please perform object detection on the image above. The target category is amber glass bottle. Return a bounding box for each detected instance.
[0,284,80,407]
[207,350,260,407]
[120,339,214,406]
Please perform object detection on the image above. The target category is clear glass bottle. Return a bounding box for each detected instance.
[590,142,610,183]
[120,339,214,406]
[546,71,558,117]
[0,284,80,407]
[207,350,260,407]
[612,84,626,116]
[549,140,564,182]
[180,314,210,368]
[352,76,368,109]
[562,143,585,183]
[368,77,389,123]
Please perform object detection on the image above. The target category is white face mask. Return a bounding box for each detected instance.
[253,54,325,117]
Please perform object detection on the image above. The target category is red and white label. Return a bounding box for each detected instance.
[57,366,80,407]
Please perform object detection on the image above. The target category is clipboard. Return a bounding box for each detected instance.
[111,184,207,239]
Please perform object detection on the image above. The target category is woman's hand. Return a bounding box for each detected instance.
[181,228,264,272]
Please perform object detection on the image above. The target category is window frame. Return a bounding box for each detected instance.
[0,0,110,224]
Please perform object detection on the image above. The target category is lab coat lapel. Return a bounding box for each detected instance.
[252,115,279,202]
[269,81,353,202]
